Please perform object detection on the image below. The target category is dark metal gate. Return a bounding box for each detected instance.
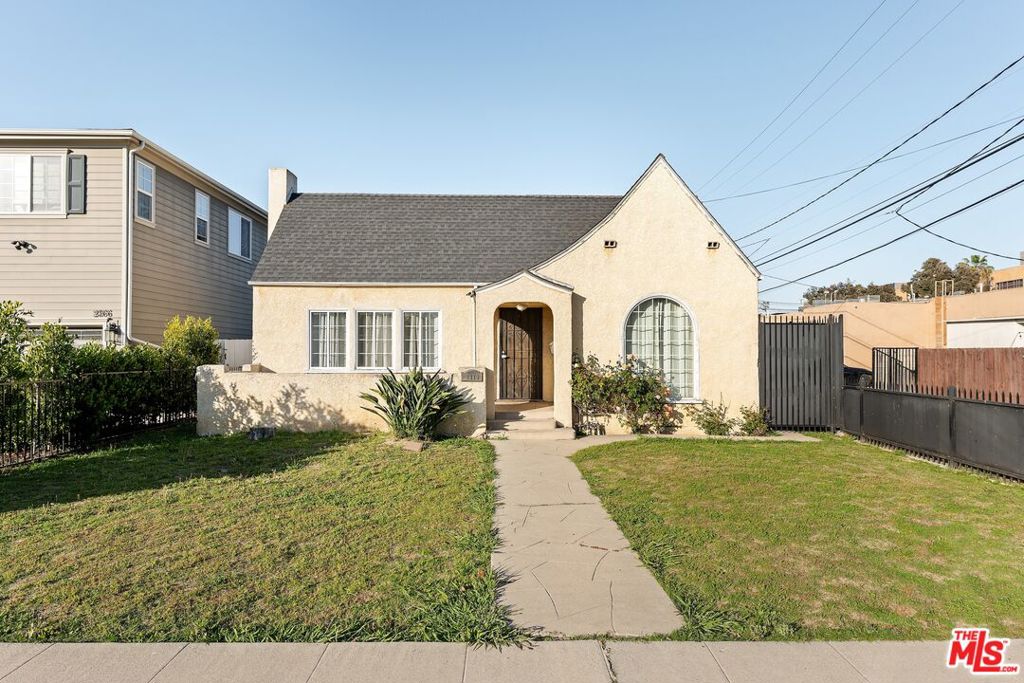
[758,314,844,430]
[872,347,918,391]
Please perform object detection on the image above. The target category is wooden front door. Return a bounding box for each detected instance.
[499,307,542,400]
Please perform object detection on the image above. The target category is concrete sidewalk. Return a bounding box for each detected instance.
[491,437,682,637]
[0,641,991,682]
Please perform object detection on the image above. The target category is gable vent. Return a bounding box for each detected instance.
[707,241,720,250]
[604,240,618,249]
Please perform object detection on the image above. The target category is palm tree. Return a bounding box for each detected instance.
[961,254,994,291]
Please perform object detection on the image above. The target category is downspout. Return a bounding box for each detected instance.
[468,289,478,366]
[123,137,155,346]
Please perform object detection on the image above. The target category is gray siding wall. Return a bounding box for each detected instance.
[0,143,124,328]
[131,156,267,343]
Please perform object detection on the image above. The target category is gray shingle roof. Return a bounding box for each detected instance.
[250,193,622,284]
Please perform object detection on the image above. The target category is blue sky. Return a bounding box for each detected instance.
[7,0,1023,306]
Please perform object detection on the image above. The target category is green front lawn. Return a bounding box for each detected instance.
[0,427,522,644]
[572,435,1024,641]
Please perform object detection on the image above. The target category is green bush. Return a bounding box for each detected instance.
[737,405,776,436]
[684,399,737,436]
[0,303,212,457]
[571,354,675,434]
[163,315,221,368]
[361,368,470,440]
[0,300,31,381]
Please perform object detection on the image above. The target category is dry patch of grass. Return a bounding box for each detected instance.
[0,427,522,644]
[572,435,1024,640]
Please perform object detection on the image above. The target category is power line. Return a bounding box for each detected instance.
[706,0,922,195]
[908,225,1024,262]
[698,0,889,191]
[752,126,1024,265]
[738,51,1024,242]
[759,177,1024,293]
[731,0,965,194]
[762,147,1024,270]
[709,112,1024,204]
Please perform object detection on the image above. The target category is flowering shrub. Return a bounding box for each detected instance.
[684,399,737,436]
[737,404,775,436]
[571,354,676,434]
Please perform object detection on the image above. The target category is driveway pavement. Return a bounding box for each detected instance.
[0,641,991,682]
[490,437,682,637]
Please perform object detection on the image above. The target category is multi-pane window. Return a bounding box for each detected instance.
[135,159,154,222]
[228,208,252,259]
[309,311,346,369]
[194,190,210,244]
[403,311,440,368]
[358,311,393,368]
[623,297,695,401]
[0,154,63,213]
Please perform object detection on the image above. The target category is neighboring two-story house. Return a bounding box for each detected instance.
[0,129,267,345]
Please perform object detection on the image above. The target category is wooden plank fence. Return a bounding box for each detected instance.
[917,347,1024,396]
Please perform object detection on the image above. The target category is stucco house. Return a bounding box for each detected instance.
[197,155,760,437]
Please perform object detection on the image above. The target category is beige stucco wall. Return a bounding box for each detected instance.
[801,286,1024,368]
[537,158,760,415]
[197,364,486,437]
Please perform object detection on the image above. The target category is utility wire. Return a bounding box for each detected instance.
[762,147,1024,270]
[710,112,1024,205]
[732,0,964,194]
[706,0,921,195]
[698,0,889,191]
[738,52,1024,242]
[906,223,1024,262]
[759,177,1024,293]
[752,126,1024,265]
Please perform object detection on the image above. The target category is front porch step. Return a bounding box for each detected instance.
[487,418,558,432]
[484,427,576,441]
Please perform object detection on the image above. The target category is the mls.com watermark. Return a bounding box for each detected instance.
[947,628,1020,675]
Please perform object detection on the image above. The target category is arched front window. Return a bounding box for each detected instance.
[623,297,695,400]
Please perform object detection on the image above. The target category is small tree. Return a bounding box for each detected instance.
[162,315,221,368]
[0,300,32,381]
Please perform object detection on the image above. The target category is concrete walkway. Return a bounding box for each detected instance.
[490,437,682,637]
[0,641,988,682]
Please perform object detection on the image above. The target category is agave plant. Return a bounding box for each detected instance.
[361,368,470,440]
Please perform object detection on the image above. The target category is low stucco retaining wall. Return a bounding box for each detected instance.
[196,365,487,437]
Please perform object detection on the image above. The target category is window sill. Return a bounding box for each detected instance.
[227,252,252,263]
[134,216,155,228]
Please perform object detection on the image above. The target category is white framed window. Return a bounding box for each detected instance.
[135,159,155,223]
[403,311,440,369]
[228,208,252,259]
[357,311,393,369]
[0,153,64,214]
[623,296,696,401]
[194,190,210,245]
[309,311,347,370]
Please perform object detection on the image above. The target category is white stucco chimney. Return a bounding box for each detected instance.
[268,168,298,238]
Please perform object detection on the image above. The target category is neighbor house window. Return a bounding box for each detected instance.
[623,296,695,401]
[358,311,393,369]
[0,154,63,214]
[309,311,346,369]
[135,159,154,222]
[228,208,252,259]
[194,190,210,244]
[403,311,440,369]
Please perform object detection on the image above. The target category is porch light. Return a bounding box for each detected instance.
[515,304,527,312]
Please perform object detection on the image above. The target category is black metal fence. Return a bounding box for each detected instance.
[1,369,196,468]
[759,315,845,430]
[840,385,1024,480]
[872,347,918,391]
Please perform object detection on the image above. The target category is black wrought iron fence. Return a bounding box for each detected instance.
[1,369,196,467]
